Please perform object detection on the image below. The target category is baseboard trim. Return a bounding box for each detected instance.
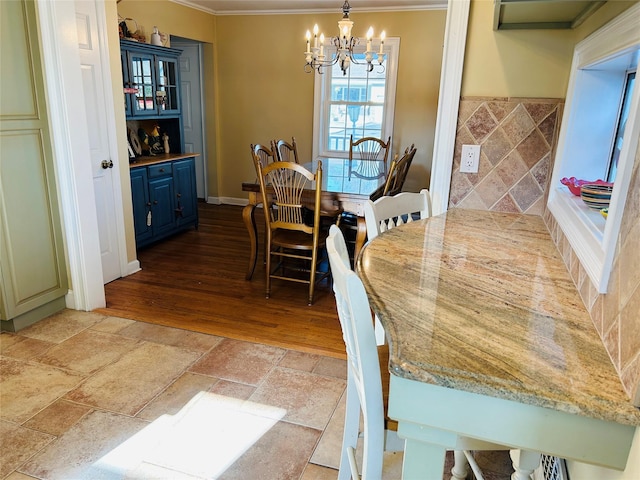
[209,196,249,206]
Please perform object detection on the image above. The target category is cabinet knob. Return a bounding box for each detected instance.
[153,200,158,205]
[146,202,152,207]
[176,193,181,198]
[159,168,165,173]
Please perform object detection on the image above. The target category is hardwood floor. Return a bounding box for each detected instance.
[97,203,347,359]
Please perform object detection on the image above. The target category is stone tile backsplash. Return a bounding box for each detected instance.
[544,137,640,405]
[450,97,563,214]
[453,96,640,404]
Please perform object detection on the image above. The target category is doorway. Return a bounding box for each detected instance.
[170,36,207,200]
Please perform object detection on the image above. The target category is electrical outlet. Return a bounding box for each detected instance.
[460,144,480,173]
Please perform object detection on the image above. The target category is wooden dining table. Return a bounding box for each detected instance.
[241,158,384,280]
[357,208,640,479]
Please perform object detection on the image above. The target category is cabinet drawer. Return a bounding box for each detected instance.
[148,162,172,178]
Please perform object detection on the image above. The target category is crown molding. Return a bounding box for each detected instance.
[168,0,446,16]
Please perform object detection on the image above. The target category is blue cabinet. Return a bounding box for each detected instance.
[120,40,182,119]
[173,159,198,227]
[130,167,152,243]
[130,157,198,248]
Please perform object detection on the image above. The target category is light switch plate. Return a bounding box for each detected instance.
[460,144,480,173]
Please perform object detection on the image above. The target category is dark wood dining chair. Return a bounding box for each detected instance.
[369,144,417,202]
[348,135,391,180]
[383,144,416,197]
[250,143,276,169]
[273,137,300,163]
[256,159,330,305]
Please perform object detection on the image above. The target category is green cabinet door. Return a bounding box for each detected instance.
[0,0,68,327]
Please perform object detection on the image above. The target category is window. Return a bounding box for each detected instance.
[312,38,399,159]
[548,3,640,293]
[607,71,635,182]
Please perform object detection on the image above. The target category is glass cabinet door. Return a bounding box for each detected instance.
[127,51,156,116]
[157,56,180,115]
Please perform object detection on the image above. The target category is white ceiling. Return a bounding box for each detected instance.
[169,0,447,15]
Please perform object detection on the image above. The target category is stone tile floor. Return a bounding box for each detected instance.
[1,309,513,479]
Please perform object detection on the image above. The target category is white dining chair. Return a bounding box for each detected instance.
[327,224,403,479]
[363,189,432,345]
[363,188,432,241]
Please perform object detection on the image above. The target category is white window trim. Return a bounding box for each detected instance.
[312,37,400,161]
[548,3,640,293]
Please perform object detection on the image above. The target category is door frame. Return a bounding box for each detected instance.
[36,0,129,311]
[171,37,208,200]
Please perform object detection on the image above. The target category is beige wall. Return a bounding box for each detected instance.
[215,10,446,199]
[462,0,574,98]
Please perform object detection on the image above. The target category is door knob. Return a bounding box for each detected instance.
[101,160,114,169]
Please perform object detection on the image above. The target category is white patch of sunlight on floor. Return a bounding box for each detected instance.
[90,392,286,478]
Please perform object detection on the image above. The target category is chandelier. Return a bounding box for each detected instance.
[304,1,386,76]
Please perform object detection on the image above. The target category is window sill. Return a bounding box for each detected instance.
[548,187,610,293]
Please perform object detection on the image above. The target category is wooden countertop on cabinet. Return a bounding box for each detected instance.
[129,153,200,168]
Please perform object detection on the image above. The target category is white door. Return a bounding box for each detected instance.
[76,0,122,283]
[172,39,207,199]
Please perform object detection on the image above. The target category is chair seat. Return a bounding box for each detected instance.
[272,228,328,250]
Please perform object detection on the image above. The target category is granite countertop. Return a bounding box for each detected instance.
[129,153,200,168]
[357,208,640,427]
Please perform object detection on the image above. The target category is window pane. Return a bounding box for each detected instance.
[325,52,387,152]
[607,71,635,182]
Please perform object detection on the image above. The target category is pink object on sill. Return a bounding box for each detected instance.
[560,177,613,196]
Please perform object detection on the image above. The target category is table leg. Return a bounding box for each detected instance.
[354,216,368,264]
[242,193,259,280]
[510,450,541,480]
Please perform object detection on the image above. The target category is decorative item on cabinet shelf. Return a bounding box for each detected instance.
[151,26,168,47]
[155,90,166,106]
[118,16,146,43]
[128,127,142,157]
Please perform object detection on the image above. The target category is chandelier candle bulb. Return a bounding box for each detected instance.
[379,31,386,54]
[366,27,373,51]
[306,31,311,53]
[313,24,319,48]
[320,33,325,56]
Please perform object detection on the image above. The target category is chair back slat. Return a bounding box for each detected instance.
[258,161,319,235]
[348,135,391,180]
[364,189,432,241]
[273,137,299,163]
[250,143,276,181]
